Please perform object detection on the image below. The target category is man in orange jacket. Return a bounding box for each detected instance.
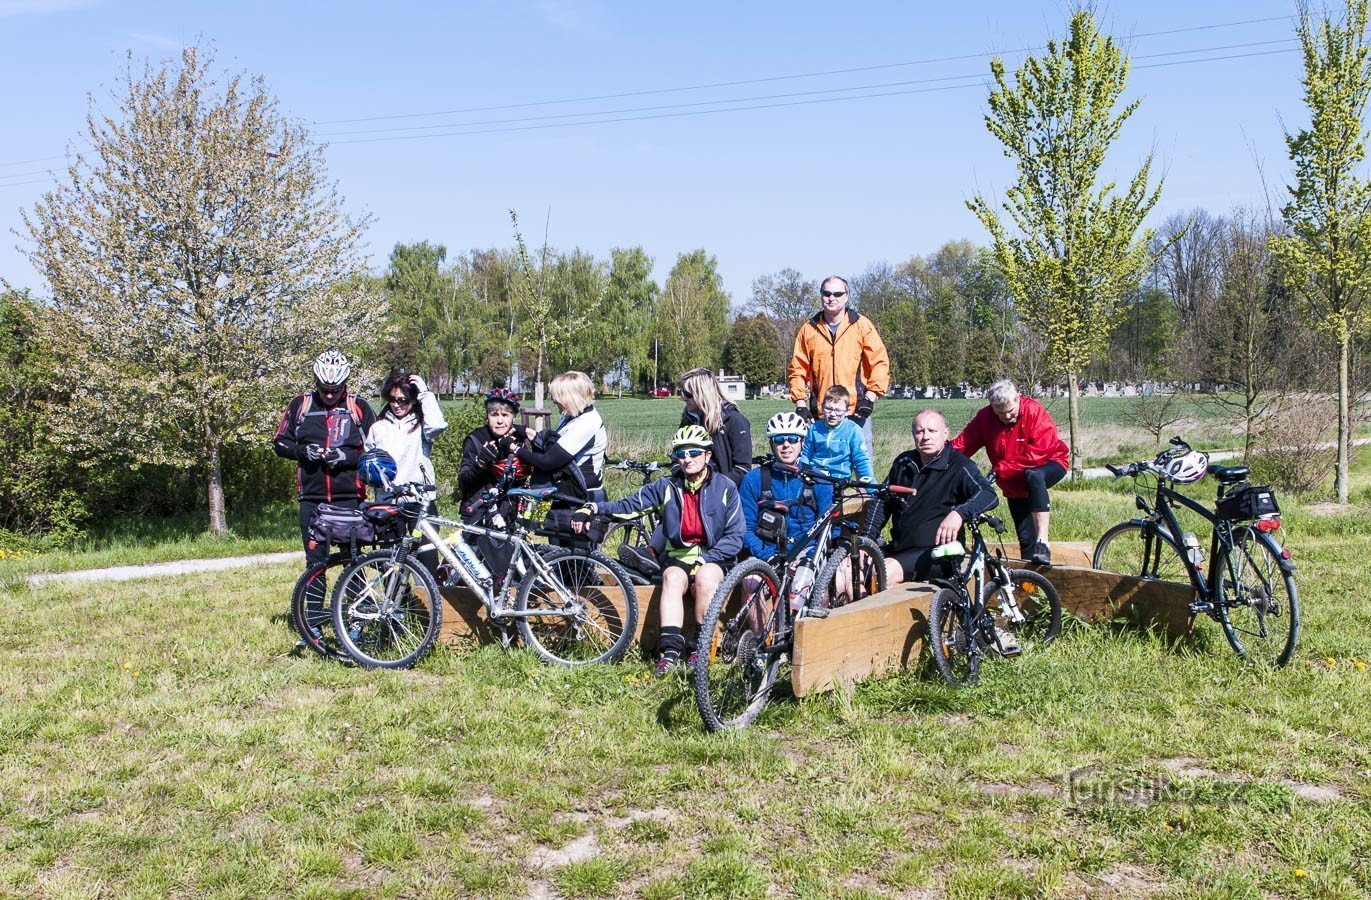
[787,275,890,458]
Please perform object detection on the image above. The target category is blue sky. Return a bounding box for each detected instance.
[0,0,1308,304]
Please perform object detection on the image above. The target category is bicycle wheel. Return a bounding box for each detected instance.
[1215,527,1300,667]
[290,552,352,661]
[928,587,981,686]
[694,557,786,731]
[331,550,444,669]
[990,568,1063,652]
[603,517,651,555]
[1093,521,1190,583]
[514,548,638,666]
[814,536,887,610]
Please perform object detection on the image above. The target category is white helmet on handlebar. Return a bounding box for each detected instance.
[1162,450,1209,484]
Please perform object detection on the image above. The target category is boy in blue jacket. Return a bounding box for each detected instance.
[799,385,874,482]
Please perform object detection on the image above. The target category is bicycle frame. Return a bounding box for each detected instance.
[1128,479,1233,602]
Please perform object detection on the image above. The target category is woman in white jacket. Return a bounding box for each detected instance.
[366,368,448,503]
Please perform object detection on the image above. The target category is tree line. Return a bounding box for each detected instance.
[2,2,1369,546]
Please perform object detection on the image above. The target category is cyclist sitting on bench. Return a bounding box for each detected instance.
[875,409,998,584]
[573,425,745,676]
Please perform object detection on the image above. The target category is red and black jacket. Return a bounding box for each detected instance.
[271,391,377,502]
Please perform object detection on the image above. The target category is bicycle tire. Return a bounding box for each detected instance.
[813,536,887,610]
[1214,527,1300,667]
[290,552,353,661]
[928,586,981,686]
[330,550,444,669]
[1093,521,1190,584]
[693,557,786,731]
[603,518,651,554]
[992,568,1063,652]
[514,548,638,666]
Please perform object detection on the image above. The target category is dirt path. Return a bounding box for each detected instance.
[26,550,303,588]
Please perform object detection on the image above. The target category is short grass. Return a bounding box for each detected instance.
[2,458,1369,897]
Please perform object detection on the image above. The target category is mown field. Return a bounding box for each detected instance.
[2,455,1369,897]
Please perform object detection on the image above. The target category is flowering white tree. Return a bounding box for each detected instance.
[21,46,385,534]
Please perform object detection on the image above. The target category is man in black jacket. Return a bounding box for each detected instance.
[271,350,377,567]
[877,408,997,584]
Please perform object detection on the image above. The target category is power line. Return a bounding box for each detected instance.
[0,177,54,189]
[0,155,63,169]
[322,47,1298,146]
[315,38,1296,140]
[311,14,1292,127]
[0,167,59,181]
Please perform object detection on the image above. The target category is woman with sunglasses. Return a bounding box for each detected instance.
[678,367,753,486]
[574,425,744,676]
[365,368,447,503]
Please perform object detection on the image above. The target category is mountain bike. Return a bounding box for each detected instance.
[330,481,638,669]
[692,473,910,731]
[926,511,1063,686]
[1093,437,1299,667]
[290,503,409,662]
[600,458,663,583]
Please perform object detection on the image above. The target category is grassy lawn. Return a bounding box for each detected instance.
[3,459,1369,896]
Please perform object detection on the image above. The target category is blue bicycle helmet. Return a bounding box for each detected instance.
[359,449,398,489]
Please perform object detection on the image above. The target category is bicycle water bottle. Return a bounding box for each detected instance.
[450,532,493,591]
[1181,531,1204,567]
[789,559,816,612]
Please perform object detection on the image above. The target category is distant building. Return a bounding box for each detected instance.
[717,370,746,402]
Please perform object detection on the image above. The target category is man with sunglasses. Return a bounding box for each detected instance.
[787,275,890,458]
[572,425,744,676]
[271,349,377,568]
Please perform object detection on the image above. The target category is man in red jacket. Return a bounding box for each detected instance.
[951,380,1068,566]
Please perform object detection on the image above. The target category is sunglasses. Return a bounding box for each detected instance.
[388,394,413,405]
[771,435,802,445]
[672,448,706,459]
[820,289,847,298]
[318,384,344,394]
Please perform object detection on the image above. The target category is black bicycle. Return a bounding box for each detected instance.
[1093,437,1299,667]
[692,472,909,731]
[600,458,663,583]
[926,511,1063,686]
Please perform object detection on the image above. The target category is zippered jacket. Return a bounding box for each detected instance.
[876,445,998,552]
[739,463,833,560]
[681,401,753,485]
[787,309,890,413]
[798,417,874,481]
[271,391,377,502]
[597,470,744,565]
[950,396,1069,499]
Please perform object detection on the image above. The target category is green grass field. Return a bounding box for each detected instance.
[2,458,1369,896]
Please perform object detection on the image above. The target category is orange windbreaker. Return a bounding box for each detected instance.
[787,309,891,413]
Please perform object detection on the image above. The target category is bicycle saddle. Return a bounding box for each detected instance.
[1208,464,1250,483]
[507,485,559,500]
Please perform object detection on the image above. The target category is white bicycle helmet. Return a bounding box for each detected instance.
[766,411,809,438]
[312,349,351,386]
[1163,450,1209,484]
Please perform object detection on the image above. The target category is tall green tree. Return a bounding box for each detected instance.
[968,10,1165,477]
[508,210,588,405]
[1271,0,1371,502]
[20,46,381,534]
[380,241,447,376]
[653,250,731,380]
[722,314,784,388]
[601,246,659,395]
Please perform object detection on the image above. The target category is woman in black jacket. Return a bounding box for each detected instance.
[678,367,752,485]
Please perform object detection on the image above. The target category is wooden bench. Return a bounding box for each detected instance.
[434,541,1196,695]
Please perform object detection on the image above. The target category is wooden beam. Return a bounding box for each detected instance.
[789,563,1196,697]
[790,582,936,697]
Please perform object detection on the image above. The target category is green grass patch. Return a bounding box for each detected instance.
[3,467,1370,894]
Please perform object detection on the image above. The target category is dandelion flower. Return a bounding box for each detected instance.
[123,662,132,670]
[1294,868,1308,878]
[1326,657,1338,667]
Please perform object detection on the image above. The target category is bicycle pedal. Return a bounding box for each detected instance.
[1187,601,1214,615]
